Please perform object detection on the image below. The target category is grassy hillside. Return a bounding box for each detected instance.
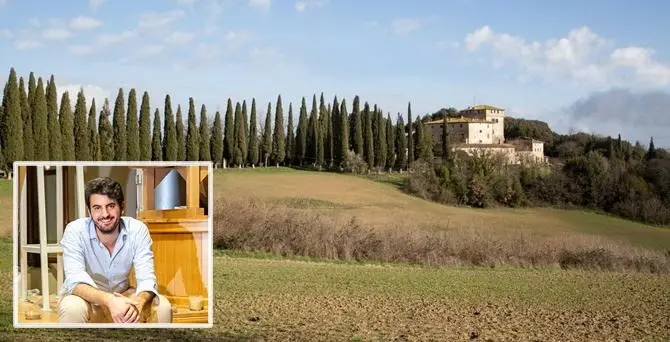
[215,167,670,252]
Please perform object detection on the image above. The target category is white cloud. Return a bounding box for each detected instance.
[224,30,252,46]
[164,31,195,45]
[462,25,670,88]
[14,39,42,51]
[138,10,186,30]
[42,28,72,40]
[295,0,327,12]
[0,29,13,39]
[391,18,421,36]
[68,44,94,56]
[57,83,110,111]
[248,0,271,12]
[69,16,103,30]
[95,30,136,46]
[89,0,106,11]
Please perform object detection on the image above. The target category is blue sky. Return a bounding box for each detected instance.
[1,0,669,145]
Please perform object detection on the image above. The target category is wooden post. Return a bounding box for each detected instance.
[36,166,51,311]
[19,166,27,300]
[56,166,64,294]
[76,166,86,218]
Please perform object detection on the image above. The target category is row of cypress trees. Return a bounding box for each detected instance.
[0,68,441,173]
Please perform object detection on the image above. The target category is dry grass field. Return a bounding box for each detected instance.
[0,169,669,340]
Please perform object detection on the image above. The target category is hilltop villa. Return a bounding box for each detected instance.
[424,105,547,164]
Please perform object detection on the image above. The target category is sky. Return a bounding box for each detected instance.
[1,0,669,147]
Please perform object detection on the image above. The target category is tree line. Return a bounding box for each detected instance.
[0,68,440,174]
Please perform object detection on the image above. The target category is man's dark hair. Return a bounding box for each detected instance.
[85,177,125,210]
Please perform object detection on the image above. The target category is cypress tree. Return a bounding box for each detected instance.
[210,110,223,167]
[261,101,272,166]
[363,102,374,169]
[377,110,386,170]
[386,113,395,171]
[339,99,349,167]
[88,99,100,161]
[59,92,75,161]
[316,94,325,167]
[73,88,90,161]
[98,99,114,161]
[331,96,340,166]
[19,77,34,161]
[307,94,318,165]
[151,108,162,161]
[223,98,234,167]
[162,95,177,161]
[186,98,200,161]
[1,68,23,169]
[241,100,249,163]
[441,112,451,163]
[272,95,285,166]
[285,103,294,166]
[112,88,126,161]
[395,114,407,171]
[248,99,259,167]
[126,88,139,161]
[33,78,48,161]
[646,137,657,160]
[419,119,434,163]
[199,104,210,161]
[176,105,185,161]
[352,96,363,156]
[46,75,61,161]
[414,116,422,160]
[296,97,308,165]
[139,91,151,161]
[407,102,414,167]
[326,102,334,167]
[27,73,37,158]
[233,102,245,166]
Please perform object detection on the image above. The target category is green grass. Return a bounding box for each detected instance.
[215,167,670,252]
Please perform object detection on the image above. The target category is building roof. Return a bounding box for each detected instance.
[507,138,545,145]
[461,104,505,112]
[454,143,516,149]
[424,117,495,125]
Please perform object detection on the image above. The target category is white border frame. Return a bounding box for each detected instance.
[12,161,214,329]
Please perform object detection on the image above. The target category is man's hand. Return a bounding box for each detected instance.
[106,292,140,323]
[127,292,155,323]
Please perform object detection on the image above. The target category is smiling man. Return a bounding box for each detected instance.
[58,177,172,324]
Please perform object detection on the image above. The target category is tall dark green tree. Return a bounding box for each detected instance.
[262,102,272,166]
[331,96,340,166]
[395,114,407,171]
[186,98,200,161]
[32,77,48,161]
[139,91,152,161]
[98,99,114,161]
[386,113,395,170]
[59,92,74,161]
[151,108,162,161]
[407,102,414,167]
[646,137,657,160]
[176,105,185,161]
[46,75,61,161]
[247,98,260,167]
[210,110,223,167]
[88,99,100,161]
[199,104,210,161]
[241,100,249,163]
[112,88,126,161]
[363,102,374,169]
[352,96,363,156]
[126,89,139,161]
[376,110,387,170]
[326,103,334,167]
[248,99,259,167]
[418,118,433,163]
[414,116,422,162]
[19,77,34,161]
[296,97,308,165]
[316,94,325,167]
[73,88,90,161]
[162,95,177,161]
[339,99,349,167]
[1,68,23,169]
[307,95,317,165]
[223,98,234,167]
[285,103,294,166]
[272,95,285,166]
[233,102,246,167]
